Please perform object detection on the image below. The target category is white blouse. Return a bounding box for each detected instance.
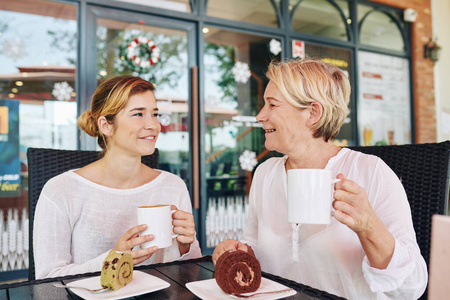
[33,170,202,279]
[241,148,427,299]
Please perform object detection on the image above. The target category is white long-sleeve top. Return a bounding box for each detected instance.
[33,170,202,279]
[241,148,427,299]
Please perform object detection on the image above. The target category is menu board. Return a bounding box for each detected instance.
[357,51,411,146]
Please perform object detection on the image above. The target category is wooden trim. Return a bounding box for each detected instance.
[191,66,200,209]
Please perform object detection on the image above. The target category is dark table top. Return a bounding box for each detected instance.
[0,256,345,299]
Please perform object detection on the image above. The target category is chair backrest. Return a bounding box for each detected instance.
[349,142,450,272]
[26,147,159,280]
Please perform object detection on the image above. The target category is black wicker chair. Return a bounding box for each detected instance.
[26,147,159,281]
[350,141,450,299]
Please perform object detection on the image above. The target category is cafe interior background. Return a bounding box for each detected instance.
[0,0,449,283]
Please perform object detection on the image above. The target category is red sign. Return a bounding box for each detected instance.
[292,40,305,59]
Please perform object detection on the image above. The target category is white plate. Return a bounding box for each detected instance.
[186,278,297,300]
[66,270,170,300]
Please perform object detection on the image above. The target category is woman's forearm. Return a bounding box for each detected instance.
[357,217,395,269]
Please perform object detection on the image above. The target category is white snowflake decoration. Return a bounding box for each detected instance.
[269,39,282,56]
[232,61,251,84]
[1,38,28,61]
[52,82,74,101]
[239,150,258,172]
[158,113,172,126]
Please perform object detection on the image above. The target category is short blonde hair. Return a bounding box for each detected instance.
[78,75,155,152]
[265,58,351,141]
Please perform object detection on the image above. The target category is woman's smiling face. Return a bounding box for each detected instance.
[256,81,312,155]
[108,90,161,156]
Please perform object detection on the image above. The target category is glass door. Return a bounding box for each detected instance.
[0,0,78,280]
[202,27,283,253]
[84,6,198,212]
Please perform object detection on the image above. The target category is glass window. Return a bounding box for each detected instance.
[0,0,77,278]
[297,41,354,146]
[291,0,348,41]
[207,0,279,28]
[335,0,350,19]
[97,18,190,183]
[358,5,405,51]
[113,0,191,13]
[203,27,282,249]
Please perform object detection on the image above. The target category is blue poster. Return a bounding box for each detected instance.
[0,99,20,197]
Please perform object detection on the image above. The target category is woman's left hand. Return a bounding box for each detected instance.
[171,205,196,255]
[332,173,378,235]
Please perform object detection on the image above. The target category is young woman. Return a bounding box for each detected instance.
[34,75,201,279]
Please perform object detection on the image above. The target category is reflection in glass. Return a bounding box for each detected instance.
[0,4,78,152]
[335,0,350,19]
[203,27,282,249]
[97,19,190,183]
[207,0,279,28]
[113,0,191,12]
[358,5,405,51]
[291,0,348,41]
[0,0,78,275]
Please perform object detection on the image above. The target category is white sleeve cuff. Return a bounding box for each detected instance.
[362,240,415,292]
[175,239,202,261]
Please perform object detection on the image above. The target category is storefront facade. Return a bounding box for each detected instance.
[0,0,436,281]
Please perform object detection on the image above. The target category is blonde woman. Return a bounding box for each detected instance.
[34,75,201,279]
[213,59,427,299]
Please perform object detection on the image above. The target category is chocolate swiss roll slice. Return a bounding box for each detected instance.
[100,251,133,291]
[215,249,262,295]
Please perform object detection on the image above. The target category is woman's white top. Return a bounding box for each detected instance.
[33,170,202,279]
[241,148,427,299]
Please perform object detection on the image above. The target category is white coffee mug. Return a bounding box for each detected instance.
[287,169,340,224]
[137,205,178,249]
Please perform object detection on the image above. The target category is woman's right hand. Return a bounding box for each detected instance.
[111,224,158,265]
[212,239,249,266]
